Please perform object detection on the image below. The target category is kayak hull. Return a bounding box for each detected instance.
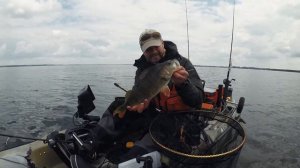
[0,137,68,168]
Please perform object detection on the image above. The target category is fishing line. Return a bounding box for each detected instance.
[0,157,28,167]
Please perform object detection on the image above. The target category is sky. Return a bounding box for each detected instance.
[0,0,299,70]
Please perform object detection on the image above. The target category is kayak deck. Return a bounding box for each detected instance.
[0,140,68,168]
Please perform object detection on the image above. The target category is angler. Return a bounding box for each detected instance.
[95,29,205,163]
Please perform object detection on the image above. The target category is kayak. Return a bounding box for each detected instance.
[0,84,246,168]
[0,138,67,168]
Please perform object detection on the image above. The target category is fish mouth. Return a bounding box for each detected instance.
[171,59,180,69]
[174,59,180,67]
[160,59,181,78]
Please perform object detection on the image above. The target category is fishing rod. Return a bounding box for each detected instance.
[223,0,236,102]
[0,133,47,142]
[185,0,190,60]
[114,83,127,92]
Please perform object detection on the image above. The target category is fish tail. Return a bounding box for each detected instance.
[113,105,127,118]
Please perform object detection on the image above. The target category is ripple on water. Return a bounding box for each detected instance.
[27,126,37,130]
[6,121,17,125]
[247,158,300,168]
[1,65,300,167]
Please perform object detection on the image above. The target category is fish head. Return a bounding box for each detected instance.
[160,59,181,79]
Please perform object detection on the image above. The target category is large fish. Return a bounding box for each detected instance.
[114,59,181,118]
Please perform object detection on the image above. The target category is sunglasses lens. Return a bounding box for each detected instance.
[140,32,161,42]
[152,32,161,39]
[140,34,152,42]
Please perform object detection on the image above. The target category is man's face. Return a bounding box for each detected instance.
[143,42,166,64]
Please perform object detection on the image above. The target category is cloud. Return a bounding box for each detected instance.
[0,0,299,70]
[0,44,7,57]
[4,0,62,18]
[280,3,300,20]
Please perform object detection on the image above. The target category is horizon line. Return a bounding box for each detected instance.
[0,64,299,73]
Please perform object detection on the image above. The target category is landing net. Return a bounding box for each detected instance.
[149,110,246,168]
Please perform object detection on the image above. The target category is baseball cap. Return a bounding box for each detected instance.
[139,29,163,53]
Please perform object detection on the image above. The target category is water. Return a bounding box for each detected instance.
[0,65,299,167]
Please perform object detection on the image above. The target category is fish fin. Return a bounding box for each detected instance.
[160,86,170,97]
[113,105,126,118]
[160,69,171,79]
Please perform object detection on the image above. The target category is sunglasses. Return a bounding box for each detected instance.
[140,32,162,43]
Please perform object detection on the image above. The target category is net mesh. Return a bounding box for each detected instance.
[149,110,245,168]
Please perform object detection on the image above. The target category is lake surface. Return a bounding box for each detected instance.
[0,65,299,167]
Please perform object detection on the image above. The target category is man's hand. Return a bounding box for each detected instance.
[127,99,150,113]
[172,66,189,86]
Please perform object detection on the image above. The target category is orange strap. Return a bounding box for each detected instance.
[201,103,214,110]
[154,85,199,111]
[154,85,218,111]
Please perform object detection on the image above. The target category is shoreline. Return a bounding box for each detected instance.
[0,64,299,73]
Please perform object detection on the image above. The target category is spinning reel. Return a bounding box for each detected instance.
[47,85,103,167]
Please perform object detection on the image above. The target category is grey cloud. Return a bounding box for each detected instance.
[0,38,112,65]
[51,41,109,58]
[190,0,234,7]
[245,24,271,36]
[0,44,7,58]
[51,15,82,25]
[4,39,55,59]
[188,0,236,24]
[276,46,290,54]
[291,52,300,58]
[87,39,109,47]
[0,0,299,69]
[58,0,76,10]
[236,38,279,61]
[280,3,300,20]
[3,0,62,19]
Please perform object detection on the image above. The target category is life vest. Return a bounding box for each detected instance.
[153,85,189,112]
[153,85,222,112]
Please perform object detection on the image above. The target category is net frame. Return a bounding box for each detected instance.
[149,110,246,165]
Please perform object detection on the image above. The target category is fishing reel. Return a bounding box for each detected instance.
[65,127,101,160]
[46,128,103,168]
[223,78,235,98]
[46,85,105,166]
[47,129,102,168]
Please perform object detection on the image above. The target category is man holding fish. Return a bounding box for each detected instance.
[95,29,204,164]
[125,29,204,114]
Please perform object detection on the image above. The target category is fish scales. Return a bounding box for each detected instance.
[114,59,180,118]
